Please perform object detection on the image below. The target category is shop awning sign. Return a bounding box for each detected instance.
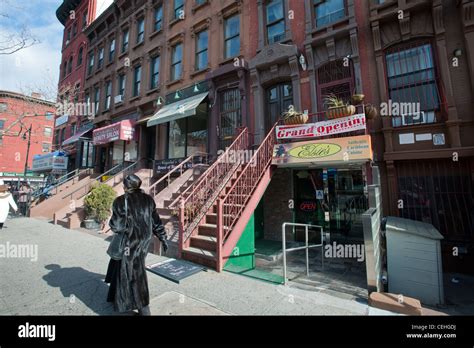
[275,113,366,140]
[31,151,68,172]
[93,120,136,145]
[272,135,372,167]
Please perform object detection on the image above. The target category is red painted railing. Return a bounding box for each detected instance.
[177,127,249,247]
[217,123,277,254]
[147,152,209,197]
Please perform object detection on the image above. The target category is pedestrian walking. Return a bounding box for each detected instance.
[105,174,168,315]
[18,183,32,216]
[0,179,18,229]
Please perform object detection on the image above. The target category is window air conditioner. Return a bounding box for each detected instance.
[114,95,123,104]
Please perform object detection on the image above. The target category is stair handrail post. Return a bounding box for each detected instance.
[217,198,223,272]
[220,123,277,239]
[178,198,185,258]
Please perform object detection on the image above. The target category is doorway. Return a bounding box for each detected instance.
[266,83,293,132]
[293,168,368,243]
[218,88,242,151]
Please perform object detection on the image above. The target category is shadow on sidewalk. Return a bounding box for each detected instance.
[42,264,116,315]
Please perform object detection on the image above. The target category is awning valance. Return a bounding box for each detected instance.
[147,92,208,127]
[62,124,94,146]
[93,120,136,145]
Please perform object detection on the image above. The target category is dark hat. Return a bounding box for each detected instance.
[123,174,142,191]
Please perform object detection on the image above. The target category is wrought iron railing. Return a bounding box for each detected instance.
[217,123,277,248]
[147,152,209,197]
[177,127,249,246]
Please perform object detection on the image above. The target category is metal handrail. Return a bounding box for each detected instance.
[282,222,325,286]
[219,123,277,242]
[51,168,92,195]
[106,159,144,186]
[177,127,249,245]
[62,163,124,200]
[148,152,209,197]
[172,128,247,210]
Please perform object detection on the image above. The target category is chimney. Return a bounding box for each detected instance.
[31,92,43,99]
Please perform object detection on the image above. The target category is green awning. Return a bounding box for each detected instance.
[147,92,208,127]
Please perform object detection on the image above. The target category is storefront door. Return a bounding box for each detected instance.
[293,168,367,244]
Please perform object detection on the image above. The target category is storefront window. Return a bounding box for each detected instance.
[187,107,207,155]
[168,118,186,159]
[168,103,208,158]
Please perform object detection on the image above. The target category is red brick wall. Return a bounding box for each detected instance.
[0,95,55,174]
[56,0,96,144]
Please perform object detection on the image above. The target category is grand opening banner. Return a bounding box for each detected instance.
[276,113,366,140]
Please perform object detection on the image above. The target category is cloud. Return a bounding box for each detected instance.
[0,0,63,98]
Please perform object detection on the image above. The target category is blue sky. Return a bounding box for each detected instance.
[0,0,63,98]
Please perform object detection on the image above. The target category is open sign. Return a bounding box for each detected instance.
[300,201,317,212]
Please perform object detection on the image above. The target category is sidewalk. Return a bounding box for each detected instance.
[0,217,392,315]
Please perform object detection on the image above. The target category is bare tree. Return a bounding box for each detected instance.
[0,0,40,55]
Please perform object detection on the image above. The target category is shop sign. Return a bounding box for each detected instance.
[155,158,193,174]
[32,153,68,172]
[273,135,372,166]
[300,201,317,212]
[55,114,69,127]
[276,114,366,140]
[93,120,136,145]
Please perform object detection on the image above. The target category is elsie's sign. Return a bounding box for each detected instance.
[272,135,372,166]
[276,113,366,140]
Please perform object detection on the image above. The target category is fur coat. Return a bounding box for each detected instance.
[108,189,166,312]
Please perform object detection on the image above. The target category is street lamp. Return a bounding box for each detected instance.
[23,124,32,180]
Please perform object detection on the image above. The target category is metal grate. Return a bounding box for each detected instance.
[397,159,474,241]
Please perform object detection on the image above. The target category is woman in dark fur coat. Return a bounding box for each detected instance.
[105,174,168,315]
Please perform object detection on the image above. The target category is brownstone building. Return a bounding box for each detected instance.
[366,0,474,272]
[83,0,253,173]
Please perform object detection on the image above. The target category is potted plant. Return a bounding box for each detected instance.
[364,103,378,120]
[281,105,309,125]
[83,183,117,230]
[324,94,356,119]
[351,93,365,105]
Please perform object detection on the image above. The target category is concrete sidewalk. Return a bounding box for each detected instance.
[0,217,390,315]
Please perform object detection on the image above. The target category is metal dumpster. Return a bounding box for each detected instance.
[384,216,444,306]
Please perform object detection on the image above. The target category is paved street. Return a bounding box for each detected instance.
[0,217,396,315]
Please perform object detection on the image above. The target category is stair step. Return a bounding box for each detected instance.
[205,213,233,224]
[182,246,216,259]
[181,248,216,268]
[190,235,217,251]
[198,223,217,237]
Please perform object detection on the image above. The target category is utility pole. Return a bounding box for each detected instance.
[23,124,32,180]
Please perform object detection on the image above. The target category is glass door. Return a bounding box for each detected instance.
[293,168,367,243]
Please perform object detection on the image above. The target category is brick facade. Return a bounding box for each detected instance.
[0,91,56,175]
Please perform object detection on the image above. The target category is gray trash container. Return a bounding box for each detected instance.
[384,216,444,306]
